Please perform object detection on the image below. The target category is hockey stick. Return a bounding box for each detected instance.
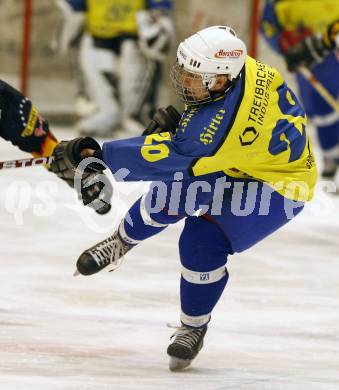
[298,66,339,113]
[0,156,54,170]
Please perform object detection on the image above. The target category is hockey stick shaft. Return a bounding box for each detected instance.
[0,156,54,170]
[298,66,339,113]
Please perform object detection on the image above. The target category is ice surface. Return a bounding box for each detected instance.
[0,128,338,390]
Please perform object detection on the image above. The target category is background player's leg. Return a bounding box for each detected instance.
[296,54,339,178]
[316,122,339,178]
[119,39,161,135]
[77,35,120,136]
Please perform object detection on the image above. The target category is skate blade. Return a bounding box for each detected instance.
[169,357,191,371]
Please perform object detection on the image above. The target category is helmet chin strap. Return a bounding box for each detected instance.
[208,76,236,101]
[203,73,232,99]
[209,90,226,101]
[202,74,217,89]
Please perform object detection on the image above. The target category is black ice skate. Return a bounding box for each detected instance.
[76,231,132,276]
[167,325,207,371]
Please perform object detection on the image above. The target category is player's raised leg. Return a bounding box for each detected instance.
[76,191,179,275]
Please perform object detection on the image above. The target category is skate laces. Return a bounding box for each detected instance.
[89,234,128,270]
[169,325,205,349]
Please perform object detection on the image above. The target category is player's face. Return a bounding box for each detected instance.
[170,63,212,105]
[179,69,210,101]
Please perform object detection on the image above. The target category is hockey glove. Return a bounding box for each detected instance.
[285,20,339,72]
[142,105,181,136]
[137,10,174,62]
[50,137,112,215]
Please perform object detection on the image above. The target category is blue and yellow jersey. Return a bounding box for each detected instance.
[261,0,339,53]
[68,0,173,38]
[103,56,317,202]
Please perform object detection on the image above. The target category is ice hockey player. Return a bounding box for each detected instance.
[55,0,174,136]
[0,79,112,214]
[261,1,339,178]
[50,26,318,371]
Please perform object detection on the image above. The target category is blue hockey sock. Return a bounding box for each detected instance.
[122,194,183,243]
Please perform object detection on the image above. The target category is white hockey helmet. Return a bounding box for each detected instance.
[171,26,247,105]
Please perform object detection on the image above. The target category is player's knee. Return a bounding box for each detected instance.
[179,218,232,271]
[141,191,183,226]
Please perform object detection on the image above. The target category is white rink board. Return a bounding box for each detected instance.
[0,128,338,390]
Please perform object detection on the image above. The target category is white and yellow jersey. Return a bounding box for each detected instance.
[86,0,146,38]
